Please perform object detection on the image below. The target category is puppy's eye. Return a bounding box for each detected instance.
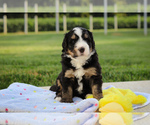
[71,34,76,39]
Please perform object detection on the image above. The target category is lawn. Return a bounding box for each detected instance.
[0,29,150,89]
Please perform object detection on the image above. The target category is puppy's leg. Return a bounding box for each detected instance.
[53,79,63,101]
[60,69,74,103]
[61,86,73,103]
[92,84,103,100]
[92,77,103,100]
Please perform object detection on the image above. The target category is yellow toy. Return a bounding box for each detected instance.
[99,113,133,125]
[86,87,147,125]
[86,87,147,112]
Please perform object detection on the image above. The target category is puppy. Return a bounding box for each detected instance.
[50,27,103,103]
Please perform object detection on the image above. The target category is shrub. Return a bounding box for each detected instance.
[0,16,149,33]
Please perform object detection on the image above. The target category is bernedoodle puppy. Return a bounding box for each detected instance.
[50,27,103,103]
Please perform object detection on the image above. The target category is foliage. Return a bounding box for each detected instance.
[0,16,150,33]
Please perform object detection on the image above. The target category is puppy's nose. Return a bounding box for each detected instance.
[78,47,85,53]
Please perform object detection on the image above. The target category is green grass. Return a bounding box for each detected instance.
[0,29,150,89]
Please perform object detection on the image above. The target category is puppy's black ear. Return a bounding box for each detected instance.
[62,33,68,52]
[88,31,95,50]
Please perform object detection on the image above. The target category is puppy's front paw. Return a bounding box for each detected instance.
[61,98,73,103]
[55,96,62,102]
[95,93,103,101]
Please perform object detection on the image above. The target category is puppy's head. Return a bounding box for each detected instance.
[62,27,95,58]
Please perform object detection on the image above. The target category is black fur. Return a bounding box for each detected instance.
[50,27,103,102]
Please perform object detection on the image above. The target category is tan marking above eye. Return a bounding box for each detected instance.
[71,34,76,39]
[90,47,93,52]
[84,33,88,38]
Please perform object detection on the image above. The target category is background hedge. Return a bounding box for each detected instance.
[0,16,150,33]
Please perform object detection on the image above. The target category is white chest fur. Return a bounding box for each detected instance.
[74,68,84,93]
[71,56,88,93]
[66,51,95,93]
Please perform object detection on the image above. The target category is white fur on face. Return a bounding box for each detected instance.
[73,27,90,57]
